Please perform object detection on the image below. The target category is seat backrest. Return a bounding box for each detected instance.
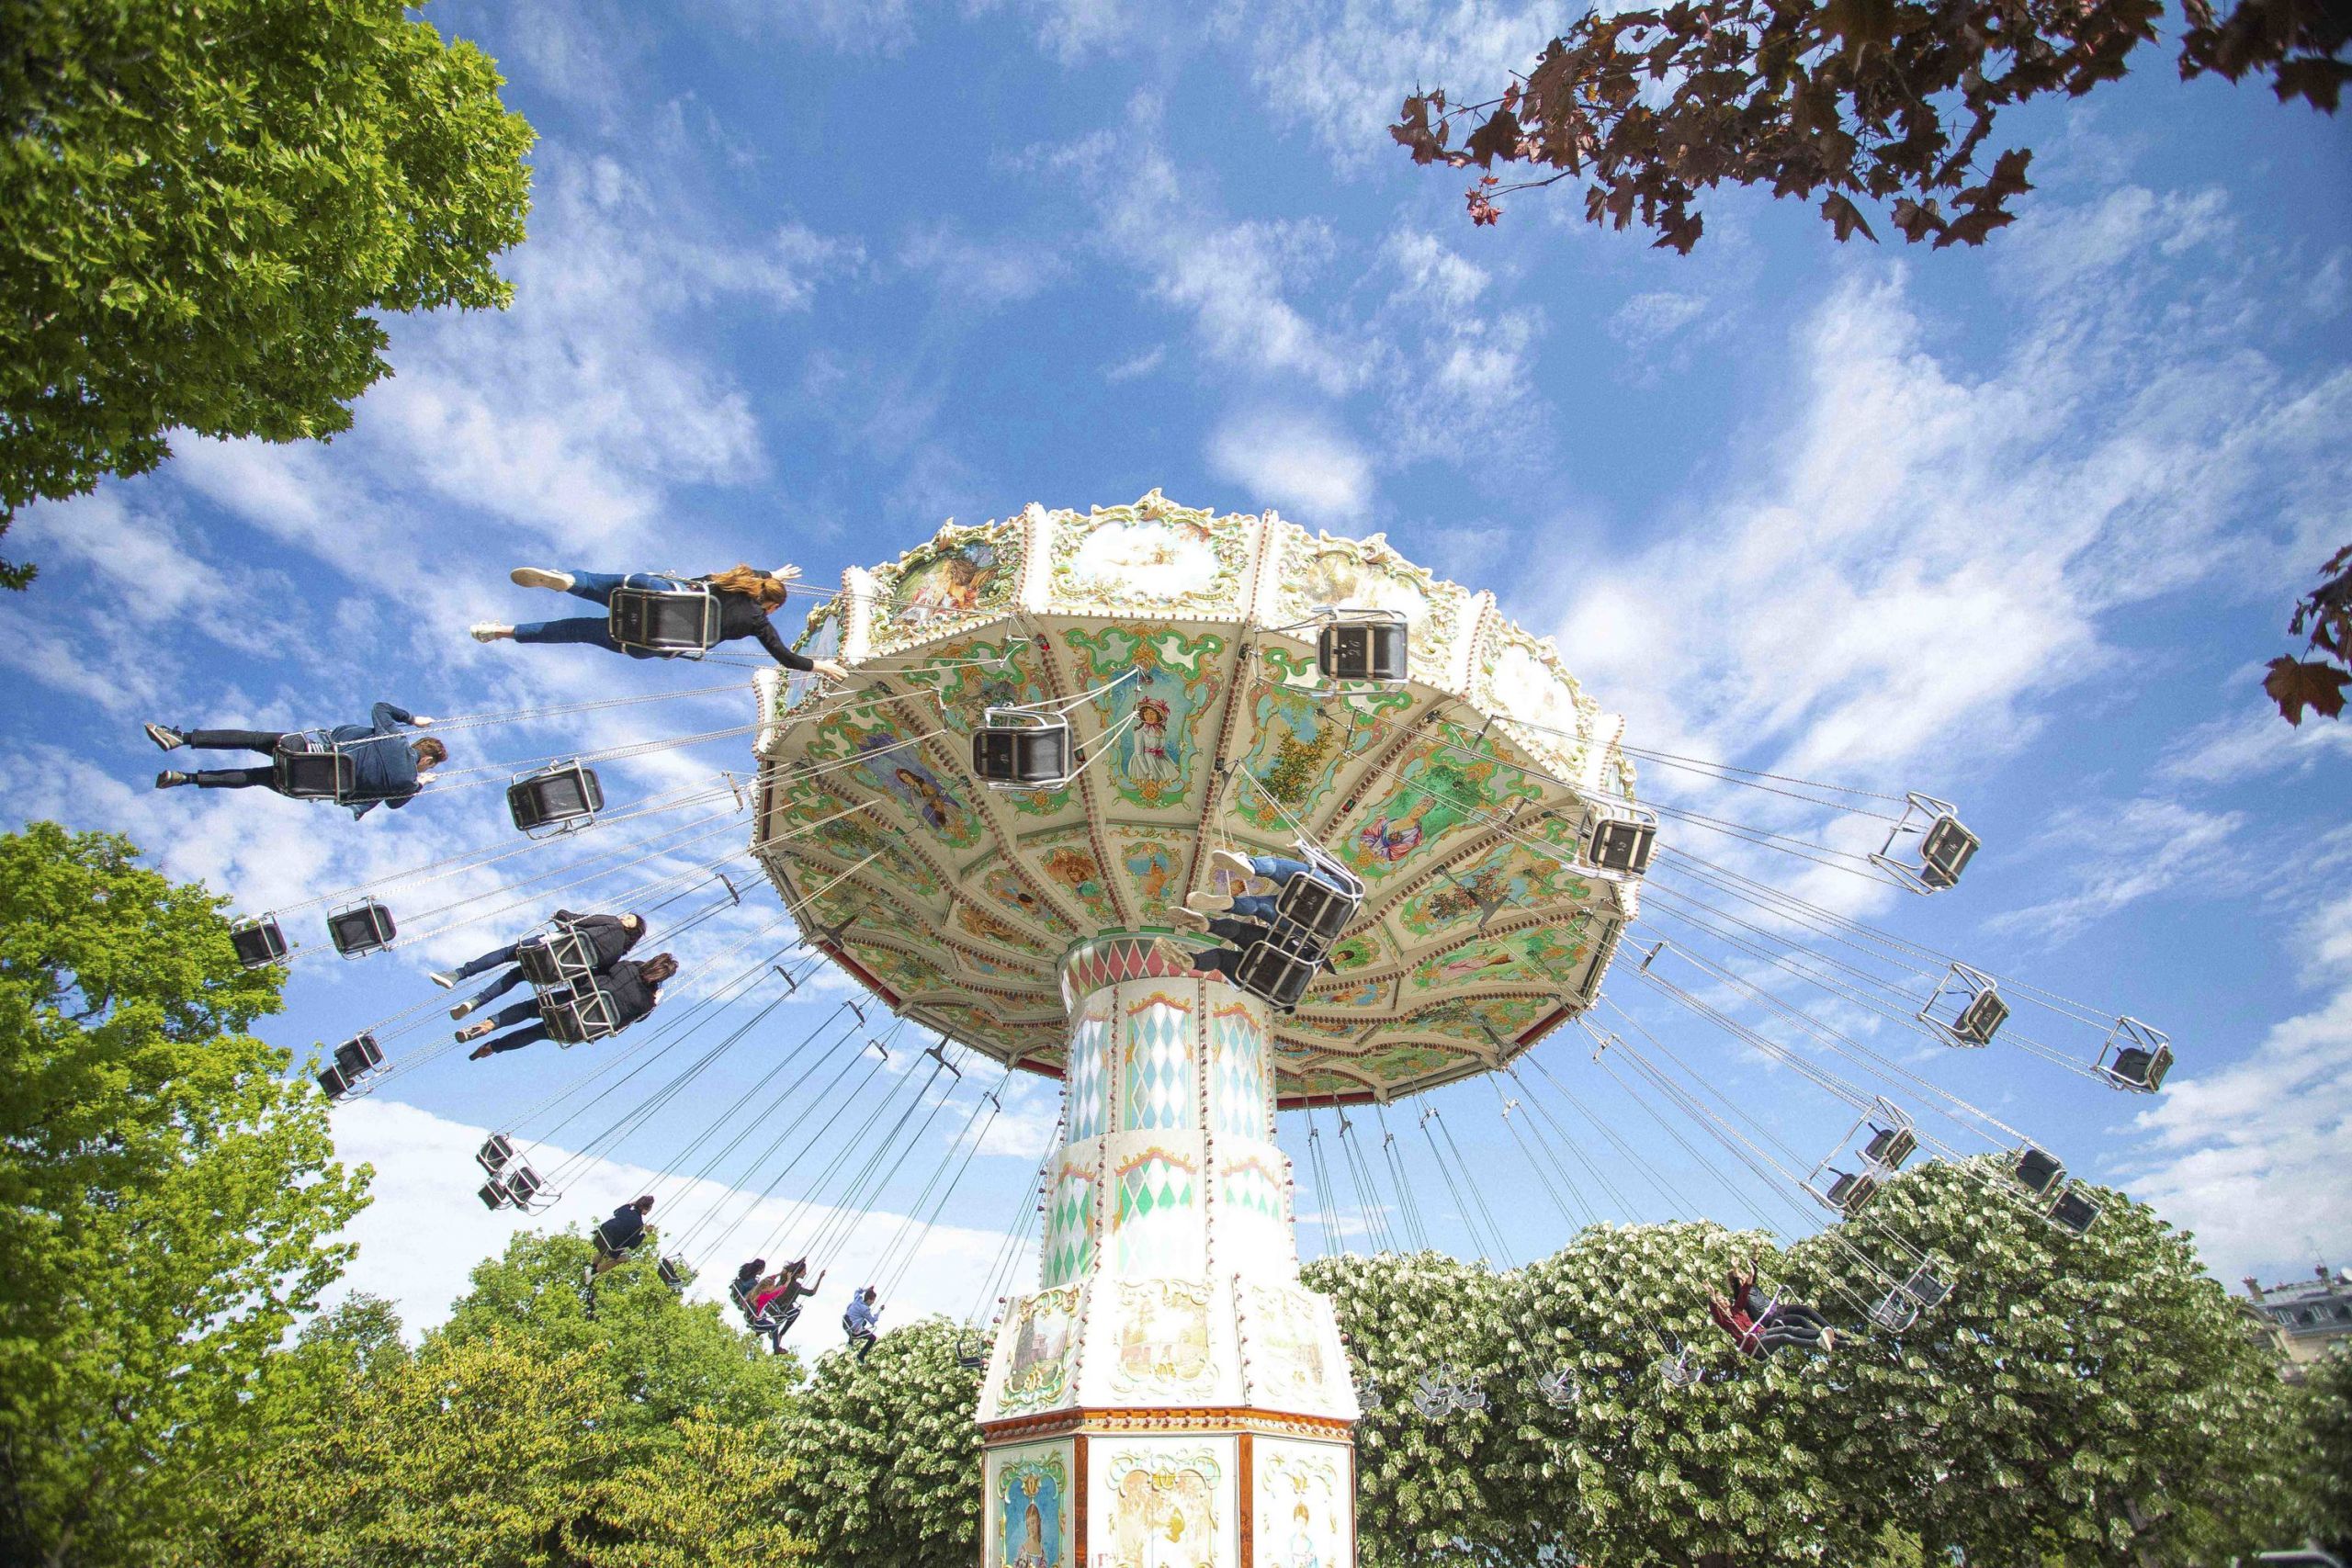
[609,585,720,651]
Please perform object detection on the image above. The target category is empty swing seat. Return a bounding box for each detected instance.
[540,986,620,1046]
[1917,815,1980,889]
[2102,1043,2173,1093]
[326,900,396,958]
[514,926,600,989]
[315,1063,353,1100]
[1861,1125,1917,1169]
[478,1176,512,1211]
[1868,1289,1919,1335]
[972,712,1074,788]
[333,1032,384,1081]
[508,761,604,836]
[503,1165,546,1206]
[2048,1185,2101,1235]
[273,741,356,802]
[1824,1169,1880,1214]
[1587,816,1657,875]
[1231,934,1323,1010]
[608,581,721,655]
[476,1133,517,1176]
[1952,987,2008,1046]
[656,1255,687,1291]
[231,915,288,970]
[955,1331,989,1370]
[2013,1146,2066,1198]
[1317,615,1409,684]
[1899,1268,1951,1310]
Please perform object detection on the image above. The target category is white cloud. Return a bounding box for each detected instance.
[899,221,1069,310]
[1104,344,1167,382]
[1988,798,2251,942]
[2159,698,2352,784]
[1206,409,1375,521]
[2121,890,2352,1282]
[1218,0,1574,170]
[1608,290,1710,351]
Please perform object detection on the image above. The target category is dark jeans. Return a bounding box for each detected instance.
[848,1328,876,1359]
[514,570,663,658]
[477,995,550,1053]
[1193,916,1271,981]
[182,729,291,789]
[454,942,528,1009]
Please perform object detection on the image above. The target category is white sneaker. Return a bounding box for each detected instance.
[1170,906,1210,931]
[1183,891,1230,915]
[470,623,513,643]
[510,567,572,591]
[1210,850,1255,881]
[449,999,474,1020]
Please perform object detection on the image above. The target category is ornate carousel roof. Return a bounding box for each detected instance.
[749,491,1645,1106]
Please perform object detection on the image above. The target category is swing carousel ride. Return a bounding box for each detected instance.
[239,491,2180,1568]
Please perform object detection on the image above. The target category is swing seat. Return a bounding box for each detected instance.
[514,926,601,989]
[656,1254,688,1292]
[540,986,621,1046]
[972,709,1074,788]
[1657,1353,1702,1390]
[503,1164,547,1206]
[1823,1168,1880,1214]
[273,739,356,802]
[326,899,396,958]
[476,1133,516,1176]
[2013,1145,2066,1198]
[315,1063,353,1101]
[508,761,604,837]
[333,1032,384,1081]
[1918,815,1980,888]
[1900,1267,1951,1311]
[1951,986,2008,1046]
[1587,814,1657,875]
[954,1330,989,1370]
[608,580,721,655]
[231,915,288,970]
[1861,1124,1917,1169]
[2048,1185,2101,1235]
[1272,856,1363,944]
[1317,613,1409,684]
[1868,1289,1920,1334]
[1230,935,1321,1010]
[2101,1043,2173,1093]
[478,1176,512,1210]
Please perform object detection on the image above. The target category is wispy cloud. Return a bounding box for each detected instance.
[1206,408,1375,522]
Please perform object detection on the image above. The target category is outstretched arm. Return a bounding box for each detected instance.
[372,702,418,730]
[752,619,816,671]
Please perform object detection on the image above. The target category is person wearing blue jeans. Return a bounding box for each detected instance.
[469,564,852,677]
[1186,850,1314,920]
[434,910,647,1020]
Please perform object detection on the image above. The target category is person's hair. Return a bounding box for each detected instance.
[634,1194,655,1213]
[638,952,680,987]
[744,1257,765,1274]
[707,563,787,611]
[413,736,448,770]
[621,912,644,929]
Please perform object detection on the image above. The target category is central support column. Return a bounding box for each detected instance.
[977,936,1359,1568]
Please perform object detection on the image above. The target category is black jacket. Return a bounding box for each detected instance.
[701,583,814,671]
[587,960,662,1031]
[553,909,644,970]
[604,1203,648,1250]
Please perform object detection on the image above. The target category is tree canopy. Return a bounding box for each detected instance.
[0,822,371,1568]
[1390,0,2347,252]
[0,0,535,586]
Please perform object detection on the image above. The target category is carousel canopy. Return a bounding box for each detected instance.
[751,491,1645,1105]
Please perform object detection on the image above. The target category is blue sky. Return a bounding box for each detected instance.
[5,0,2347,1333]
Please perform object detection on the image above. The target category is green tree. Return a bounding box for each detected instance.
[775,1316,987,1567]
[0,822,371,1568]
[1303,1249,1519,1566]
[0,0,535,586]
[2292,1347,2352,1551]
[1392,0,2345,252]
[1498,1222,1842,1568]
[1792,1160,2305,1564]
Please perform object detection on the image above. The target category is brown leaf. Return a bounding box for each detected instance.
[1890,197,1946,242]
[1817,0,1898,57]
[2264,656,2350,726]
[1820,191,1878,243]
[1463,107,1526,168]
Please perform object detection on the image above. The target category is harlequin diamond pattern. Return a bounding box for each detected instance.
[1044,1170,1095,1288]
[1114,1155,1198,1273]
[1120,999,1195,1132]
[1207,1006,1267,1138]
[1219,1160,1284,1223]
[1066,1010,1110,1142]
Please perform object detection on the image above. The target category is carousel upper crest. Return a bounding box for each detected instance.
[751,491,1649,1105]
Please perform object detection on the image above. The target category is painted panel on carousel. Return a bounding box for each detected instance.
[1062,624,1228,812]
[875,521,1021,633]
[1110,1139,1204,1277]
[1063,995,1113,1144]
[1240,1280,1340,1411]
[992,1285,1083,1419]
[1398,993,1552,1044]
[1405,920,1589,994]
[802,710,989,852]
[1204,997,1271,1140]
[1107,1278,1221,1401]
[1335,721,1548,883]
[1476,617,1595,774]
[1214,1151,1292,1274]
[1253,1438,1354,1568]
[1230,644,1412,833]
[1279,528,1465,690]
[972,858,1079,940]
[1091,1435,1235,1568]
[1108,824,1189,918]
[988,1439,1072,1568]
[1023,825,1123,928]
[953,898,1059,959]
[845,942,954,1001]
[1043,1153,1101,1291]
[1047,492,1250,615]
[1395,839,1597,941]
[1118,987,1197,1134]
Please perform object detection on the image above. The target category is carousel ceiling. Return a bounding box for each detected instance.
[750,491,1645,1106]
